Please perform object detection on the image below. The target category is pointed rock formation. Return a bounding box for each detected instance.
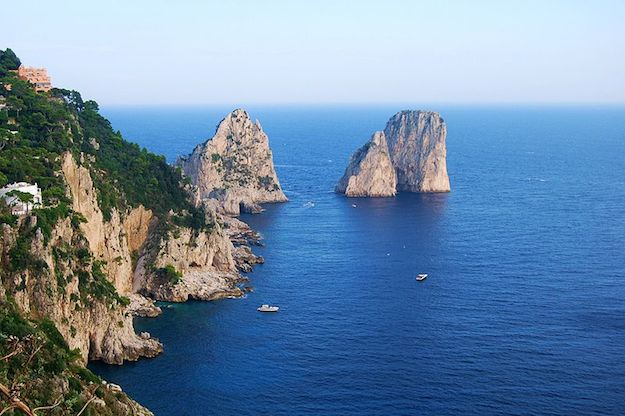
[336,110,450,197]
[384,110,450,193]
[335,131,397,197]
[178,109,287,215]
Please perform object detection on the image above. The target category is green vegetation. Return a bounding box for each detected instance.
[0,47,214,305]
[0,300,140,415]
[33,203,71,242]
[0,48,222,413]
[6,189,34,205]
[0,48,20,76]
[81,261,130,307]
[156,264,183,285]
[258,175,276,190]
[0,48,206,227]
[0,200,17,226]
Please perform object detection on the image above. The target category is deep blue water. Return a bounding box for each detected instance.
[91,105,625,415]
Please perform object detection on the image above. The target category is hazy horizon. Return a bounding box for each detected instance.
[3,0,625,106]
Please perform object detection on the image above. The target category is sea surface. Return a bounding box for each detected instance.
[91,105,625,415]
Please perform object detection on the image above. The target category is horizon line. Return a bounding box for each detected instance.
[98,101,625,108]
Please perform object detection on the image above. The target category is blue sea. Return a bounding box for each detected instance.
[91,105,625,415]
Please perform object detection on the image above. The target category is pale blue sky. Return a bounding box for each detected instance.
[2,0,624,105]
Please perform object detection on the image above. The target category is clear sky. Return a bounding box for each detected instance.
[2,0,624,105]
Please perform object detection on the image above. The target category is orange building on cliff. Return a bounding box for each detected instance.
[17,65,52,92]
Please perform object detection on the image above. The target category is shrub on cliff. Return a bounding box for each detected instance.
[156,264,183,285]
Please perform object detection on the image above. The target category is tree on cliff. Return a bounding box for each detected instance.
[6,190,35,213]
[0,48,21,76]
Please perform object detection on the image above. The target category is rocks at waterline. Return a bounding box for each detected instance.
[336,110,450,197]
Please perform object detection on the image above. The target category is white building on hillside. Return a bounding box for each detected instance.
[0,182,42,215]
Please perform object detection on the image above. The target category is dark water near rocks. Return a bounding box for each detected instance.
[91,105,625,415]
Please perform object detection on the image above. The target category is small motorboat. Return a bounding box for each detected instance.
[257,304,280,312]
[416,274,428,281]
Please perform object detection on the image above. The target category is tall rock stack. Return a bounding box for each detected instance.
[336,110,450,197]
[178,109,287,215]
[384,111,450,193]
[335,131,397,197]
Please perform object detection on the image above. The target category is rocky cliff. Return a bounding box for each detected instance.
[62,153,151,295]
[384,110,450,193]
[135,219,244,303]
[0,52,272,414]
[0,153,165,365]
[61,150,253,324]
[1,150,260,364]
[336,110,450,196]
[335,131,397,197]
[178,109,287,215]
[0,217,162,366]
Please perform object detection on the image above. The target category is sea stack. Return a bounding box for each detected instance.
[384,110,450,193]
[336,110,450,196]
[335,131,397,197]
[178,109,287,215]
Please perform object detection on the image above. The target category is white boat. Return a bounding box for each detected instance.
[257,304,279,312]
[416,274,428,281]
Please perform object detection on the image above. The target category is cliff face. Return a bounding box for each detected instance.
[0,57,271,414]
[384,110,450,193]
[2,151,257,365]
[336,110,450,196]
[61,151,248,333]
[0,219,162,366]
[0,150,255,367]
[136,220,243,302]
[0,153,164,365]
[178,109,287,215]
[62,153,152,295]
[335,132,397,197]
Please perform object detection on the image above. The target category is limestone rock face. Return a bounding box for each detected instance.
[62,153,153,295]
[2,143,272,370]
[135,215,243,302]
[336,110,450,196]
[335,131,397,197]
[178,109,287,215]
[0,219,162,366]
[384,110,450,193]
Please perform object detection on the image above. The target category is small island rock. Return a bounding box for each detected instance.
[384,110,450,193]
[336,110,450,197]
[335,131,397,197]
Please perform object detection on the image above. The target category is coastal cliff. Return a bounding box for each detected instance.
[336,110,450,196]
[0,48,266,414]
[178,109,287,215]
[335,132,397,197]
